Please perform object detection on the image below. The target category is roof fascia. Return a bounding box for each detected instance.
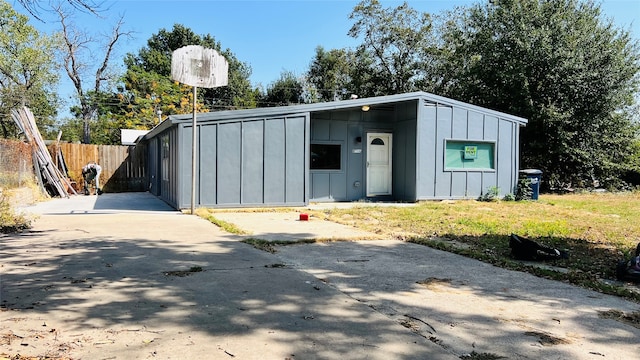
[152,91,527,136]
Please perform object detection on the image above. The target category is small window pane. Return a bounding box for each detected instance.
[311,144,341,170]
[371,138,385,145]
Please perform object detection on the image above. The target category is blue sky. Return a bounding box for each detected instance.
[31,0,639,110]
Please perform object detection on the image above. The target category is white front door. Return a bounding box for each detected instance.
[366,133,392,196]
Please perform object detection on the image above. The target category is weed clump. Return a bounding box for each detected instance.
[0,195,31,233]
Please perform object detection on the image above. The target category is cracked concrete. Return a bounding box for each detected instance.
[2,192,639,359]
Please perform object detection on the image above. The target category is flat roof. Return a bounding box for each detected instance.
[144,91,528,140]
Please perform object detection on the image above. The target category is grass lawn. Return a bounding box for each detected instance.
[308,192,640,301]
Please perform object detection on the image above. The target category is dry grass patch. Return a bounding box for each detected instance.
[598,309,640,329]
[194,208,250,235]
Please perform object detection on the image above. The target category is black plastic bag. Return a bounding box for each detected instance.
[509,234,569,261]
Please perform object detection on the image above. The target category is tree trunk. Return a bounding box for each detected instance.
[82,113,91,144]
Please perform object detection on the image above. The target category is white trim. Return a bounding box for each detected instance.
[366,132,393,196]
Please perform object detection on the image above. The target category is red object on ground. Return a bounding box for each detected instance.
[299,213,309,221]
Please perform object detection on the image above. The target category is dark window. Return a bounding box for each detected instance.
[311,144,341,170]
[371,138,385,145]
[161,135,170,181]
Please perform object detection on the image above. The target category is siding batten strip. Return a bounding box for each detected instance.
[262,118,266,204]
[283,117,287,203]
[433,104,438,197]
[215,123,219,206]
[239,121,243,205]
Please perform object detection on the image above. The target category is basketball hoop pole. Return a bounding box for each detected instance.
[191,85,197,214]
[171,45,228,214]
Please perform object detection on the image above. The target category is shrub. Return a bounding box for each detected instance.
[478,186,500,202]
[516,178,533,201]
[0,195,31,233]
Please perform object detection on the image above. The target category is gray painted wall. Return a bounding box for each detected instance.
[308,98,522,203]
[391,101,418,202]
[310,110,356,201]
[309,101,418,202]
[415,99,520,200]
[147,114,310,209]
[144,92,524,209]
[148,136,159,197]
[148,126,179,208]
[174,115,309,208]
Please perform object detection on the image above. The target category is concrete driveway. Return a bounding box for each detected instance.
[2,192,639,359]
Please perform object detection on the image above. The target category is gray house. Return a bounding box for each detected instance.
[142,91,527,209]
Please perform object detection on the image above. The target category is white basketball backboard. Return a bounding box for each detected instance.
[171,45,229,88]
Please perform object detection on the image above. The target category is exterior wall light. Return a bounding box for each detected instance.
[361,105,370,112]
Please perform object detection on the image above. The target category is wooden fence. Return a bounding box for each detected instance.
[49,143,148,193]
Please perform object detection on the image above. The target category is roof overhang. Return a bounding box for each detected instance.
[143,91,528,140]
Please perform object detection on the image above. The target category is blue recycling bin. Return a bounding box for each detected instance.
[520,169,542,200]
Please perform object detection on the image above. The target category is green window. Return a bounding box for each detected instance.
[445,141,495,170]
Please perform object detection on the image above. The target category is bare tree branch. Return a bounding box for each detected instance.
[16,0,104,21]
[95,16,132,92]
[55,5,130,143]
[56,6,85,99]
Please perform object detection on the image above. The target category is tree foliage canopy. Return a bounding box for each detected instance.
[347,0,437,96]
[436,0,640,189]
[260,71,304,107]
[0,0,59,138]
[307,0,439,100]
[111,24,258,132]
[307,46,357,102]
[306,0,640,190]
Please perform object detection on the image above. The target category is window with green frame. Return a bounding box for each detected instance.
[445,141,495,170]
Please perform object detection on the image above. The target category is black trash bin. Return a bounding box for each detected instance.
[520,169,542,200]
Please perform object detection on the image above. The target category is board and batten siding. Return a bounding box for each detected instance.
[309,116,350,201]
[391,101,418,202]
[416,100,520,200]
[176,114,309,208]
[144,91,525,209]
[309,107,405,202]
[148,125,179,208]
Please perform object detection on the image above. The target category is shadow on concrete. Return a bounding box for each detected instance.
[3,199,639,359]
[93,192,175,212]
[0,219,451,359]
[17,192,177,216]
[271,239,640,359]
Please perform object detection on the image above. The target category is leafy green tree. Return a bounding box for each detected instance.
[113,24,258,130]
[116,69,198,130]
[0,0,59,138]
[348,0,436,96]
[306,1,438,100]
[436,0,640,190]
[54,117,82,143]
[260,71,304,107]
[57,103,126,145]
[307,46,355,102]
